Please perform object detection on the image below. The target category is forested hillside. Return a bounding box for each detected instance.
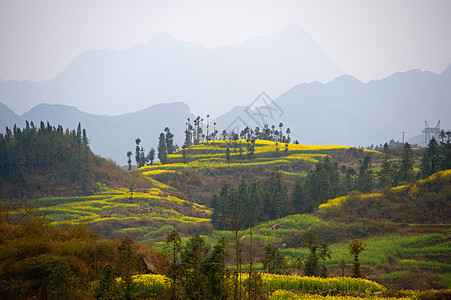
[1,122,450,298]
[0,121,152,198]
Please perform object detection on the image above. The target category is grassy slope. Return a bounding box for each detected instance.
[133,139,376,205]
[11,140,449,289]
[13,140,358,242]
[203,170,450,289]
[137,141,448,289]
[17,183,212,242]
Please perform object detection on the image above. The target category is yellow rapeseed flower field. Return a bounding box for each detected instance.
[269,290,414,300]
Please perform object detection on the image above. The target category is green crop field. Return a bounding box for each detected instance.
[13,182,211,242]
[9,139,449,292]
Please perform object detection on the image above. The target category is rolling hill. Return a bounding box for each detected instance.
[7,138,450,291]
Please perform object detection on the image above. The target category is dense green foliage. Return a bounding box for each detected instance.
[0,208,167,298]
[158,133,168,165]
[300,229,332,278]
[262,243,288,275]
[1,122,153,198]
[0,122,93,195]
[349,239,366,278]
[421,136,451,178]
[319,169,451,224]
[211,171,290,230]
[2,119,450,297]
[164,231,231,299]
[291,157,350,214]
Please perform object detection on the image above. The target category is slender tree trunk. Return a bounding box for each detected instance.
[248,213,254,300]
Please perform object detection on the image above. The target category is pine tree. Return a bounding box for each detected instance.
[349,239,366,278]
[262,243,287,274]
[10,142,27,186]
[319,243,332,278]
[378,143,394,188]
[139,147,146,167]
[398,142,414,182]
[291,179,307,214]
[266,171,289,219]
[185,119,192,149]
[165,229,182,298]
[76,122,82,144]
[439,132,451,170]
[181,234,210,298]
[201,237,230,299]
[146,148,155,166]
[126,151,132,170]
[421,138,440,178]
[356,156,373,193]
[164,127,175,154]
[135,138,141,166]
[157,133,168,164]
[302,229,320,277]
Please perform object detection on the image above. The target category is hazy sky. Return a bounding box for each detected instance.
[1,0,450,83]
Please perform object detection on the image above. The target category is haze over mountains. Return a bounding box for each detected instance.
[214,65,451,148]
[1,24,450,164]
[0,24,343,117]
[1,65,450,165]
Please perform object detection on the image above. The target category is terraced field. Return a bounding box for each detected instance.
[20,183,211,242]
[14,140,449,289]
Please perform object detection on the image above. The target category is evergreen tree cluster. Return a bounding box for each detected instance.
[377,136,451,188]
[211,171,291,230]
[0,121,93,193]
[300,229,331,278]
[421,136,451,178]
[183,116,295,149]
[127,127,176,168]
[211,157,365,230]
[262,243,288,275]
[211,137,451,231]
[374,142,415,187]
[291,157,351,214]
[164,230,231,299]
[226,123,293,144]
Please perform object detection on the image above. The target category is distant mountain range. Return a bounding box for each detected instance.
[0,24,343,117]
[0,102,195,165]
[1,65,450,164]
[213,65,451,148]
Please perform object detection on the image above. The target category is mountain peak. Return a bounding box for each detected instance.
[33,102,80,111]
[23,103,82,117]
[2,25,343,117]
[275,23,308,35]
[259,23,312,43]
[148,31,181,45]
[328,74,362,86]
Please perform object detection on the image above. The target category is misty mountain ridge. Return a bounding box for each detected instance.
[0,24,343,117]
[1,64,450,164]
[5,102,195,165]
[212,64,451,147]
